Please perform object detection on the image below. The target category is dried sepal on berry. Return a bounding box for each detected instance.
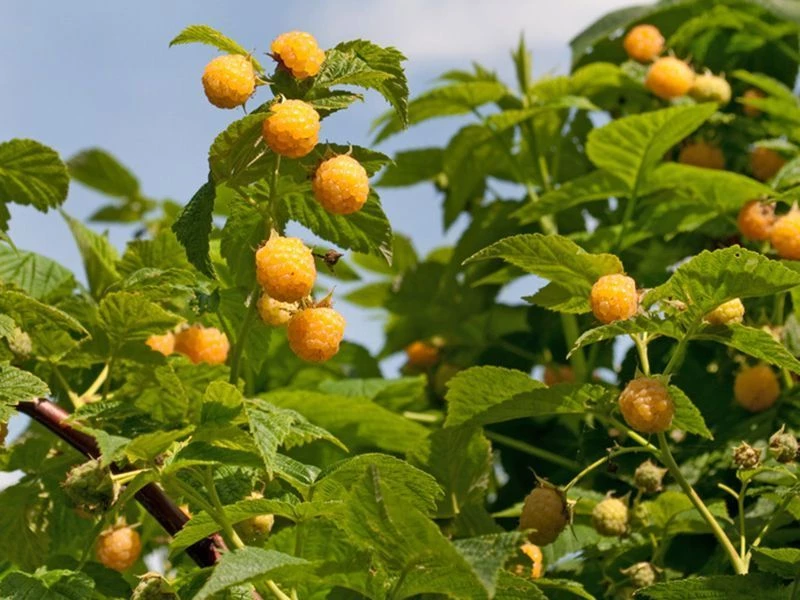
[733,441,761,469]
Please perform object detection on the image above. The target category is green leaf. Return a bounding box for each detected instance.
[169,24,263,71]
[219,199,265,288]
[465,233,623,312]
[644,247,800,323]
[376,148,443,187]
[751,547,800,578]
[173,180,216,278]
[0,245,75,301]
[0,139,69,215]
[668,385,712,439]
[0,570,94,600]
[695,323,800,374]
[586,104,717,191]
[208,114,273,187]
[0,364,50,406]
[637,574,786,599]
[571,316,682,355]
[98,291,181,350]
[453,532,527,597]
[733,70,799,103]
[445,366,542,428]
[194,547,308,600]
[63,213,121,297]
[495,572,548,599]
[0,483,49,570]
[67,148,139,198]
[118,230,194,275]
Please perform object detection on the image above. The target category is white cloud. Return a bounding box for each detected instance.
[310,0,638,61]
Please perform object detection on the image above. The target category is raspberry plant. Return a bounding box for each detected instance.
[2,3,800,600]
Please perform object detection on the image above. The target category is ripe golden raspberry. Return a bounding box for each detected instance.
[645,57,695,100]
[590,274,638,324]
[174,325,230,365]
[201,55,255,109]
[520,543,544,579]
[705,298,745,325]
[406,341,440,368]
[312,155,370,215]
[271,31,325,79]
[618,377,674,434]
[678,141,725,170]
[592,497,629,537]
[737,200,776,241]
[734,364,780,412]
[623,24,664,63]
[519,485,569,546]
[287,307,346,362]
[262,100,320,158]
[543,364,575,386]
[257,294,296,327]
[634,460,668,494]
[96,526,141,572]
[689,73,732,105]
[145,332,175,356]
[770,209,800,260]
[750,147,786,182]
[742,88,765,117]
[238,513,275,543]
[255,236,316,302]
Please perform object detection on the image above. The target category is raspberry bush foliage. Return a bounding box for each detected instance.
[2,2,800,599]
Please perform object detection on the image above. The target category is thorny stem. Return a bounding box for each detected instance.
[657,432,747,575]
[485,430,581,471]
[229,285,261,385]
[563,446,654,493]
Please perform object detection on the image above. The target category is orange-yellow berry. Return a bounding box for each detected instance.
[406,341,440,368]
[770,209,800,260]
[519,485,569,546]
[734,364,780,412]
[96,526,141,572]
[201,55,255,109]
[678,141,725,170]
[543,364,575,386]
[592,497,629,537]
[287,307,346,362]
[645,57,695,100]
[750,147,786,182]
[590,274,638,324]
[742,89,765,117]
[262,100,320,158]
[145,332,175,356]
[257,294,296,327]
[738,200,776,241]
[312,155,370,215]
[623,24,664,63]
[705,298,745,325]
[271,31,325,79]
[174,325,230,365]
[520,543,544,579]
[618,377,674,433]
[255,236,316,302]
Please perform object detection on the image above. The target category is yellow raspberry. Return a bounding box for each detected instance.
[255,236,316,302]
[405,341,440,369]
[645,57,695,100]
[705,298,745,325]
[312,155,370,215]
[257,294,296,327]
[543,364,575,386]
[201,55,255,109]
[590,274,638,324]
[678,141,725,170]
[174,325,230,365]
[737,200,776,241]
[621,562,658,589]
[750,147,786,182]
[262,100,320,158]
[618,377,674,434]
[271,31,325,79]
[145,332,175,356]
[734,364,780,412]
[96,526,141,572]
[519,485,569,546]
[623,24,664,63]
[689,73,732,105]
[770,209,800,260]
[742,88,765,117]
[520,543,544,579]
[287,307,346,362]
[592,497,629,537]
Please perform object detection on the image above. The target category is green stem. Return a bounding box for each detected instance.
[50,363,81,409]
[561,313,587,382]
[172,477,219,519]
[606,416,660,453]
[663,319,701,377]
[613,191,638,253]
[102,357,115,402]
[228,286,260,385]
[631,333,651,376]
[657,433,746,574]
[718,482,748,561]
[265,582,293,600]
[83,363,110,400]
[485,430,580,471]
[204,467,245,550]
[563,446,654,493]
[268,155,282,232]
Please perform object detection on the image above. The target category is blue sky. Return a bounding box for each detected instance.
[0,1,635,449]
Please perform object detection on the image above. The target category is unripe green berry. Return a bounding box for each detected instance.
[733,442,761,469]
[592,497,628,537]
[8,327,32,357]
[769,426,798,464]
[634,460,668,494]
[62,459,116,514]
[132,573,178,600]
[621,561,658,588]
